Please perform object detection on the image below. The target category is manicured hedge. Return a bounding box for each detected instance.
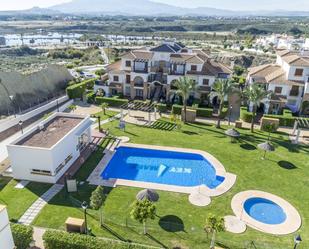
[156,103,167,113]
[95,97,128,107]
[172,105,183,115]
[43,230,147,249]
[172,105,214,118]
[240,107,253,123]
[86,91,96,104]
[264,114,295,127]
[66,79,95,99]
[11,223,33,249]
[196,107,213,118]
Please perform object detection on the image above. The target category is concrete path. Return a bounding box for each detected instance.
[19,184,64,225]
[32,227,46,249]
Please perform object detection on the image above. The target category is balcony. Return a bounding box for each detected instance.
[134,68,148,74]
[290,90,299,97]
[148,74,167,84]
[170,70,185,76]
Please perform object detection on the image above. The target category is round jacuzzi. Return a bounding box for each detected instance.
[231,190,302,235]
[244,197,287,225]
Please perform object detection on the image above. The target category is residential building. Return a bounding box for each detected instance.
[7,113,92,183]
[0,205,15,249]
[247,49,309,114]
[102,41,232,104]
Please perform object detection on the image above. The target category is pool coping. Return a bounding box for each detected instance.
[231,190,302,235]
[87,142,236,196]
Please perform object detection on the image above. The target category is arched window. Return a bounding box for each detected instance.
[134,76,144,87]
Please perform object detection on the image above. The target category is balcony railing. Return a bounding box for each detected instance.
[134,69,148,73]
[170,71,185,76]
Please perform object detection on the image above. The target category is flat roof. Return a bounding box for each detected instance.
[16,116,84,148]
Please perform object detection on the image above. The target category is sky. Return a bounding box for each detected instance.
[0,0,308,11]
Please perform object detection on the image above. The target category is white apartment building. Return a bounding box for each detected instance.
[7,113,92,183]
[0,205,15,249]
[247,49,309,114]
[256,34,305,51]
[101,41,232,105]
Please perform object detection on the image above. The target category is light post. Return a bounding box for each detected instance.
[9,95,16,118]
[81,201,88,235]
[228,104,233,126]
[293,235,302,249]
[18,120,24,134]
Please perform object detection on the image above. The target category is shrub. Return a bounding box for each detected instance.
[43,230,146,249]
[264,114,296,127]
[196,107,213,118]
[86,91,96,104]
[156,103,167,113]
[240,107,253,122]
[95,97,128,107]
[172,105,183,115]
[220,107,228,119]
[261,117,279,132]
[66,79,95,99]
[11,223,33,249]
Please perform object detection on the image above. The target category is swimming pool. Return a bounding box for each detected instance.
[101,146,225,188]
[244,197,287,225]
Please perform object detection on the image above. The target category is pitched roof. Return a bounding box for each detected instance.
[106,60,122,73]
[150,43,184,53]
[122,50,154,61]
[281,54,309,67]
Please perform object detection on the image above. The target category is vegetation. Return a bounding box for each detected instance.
[243,84,272,132]
[32,119,309,248]
[43,230,148,249]
[210,79,238,128]
[90,185,106,225]
[100,103,109,115]
[11,223,33,249]
[174,77,197,122]
[95,97,128,107]
[66,79,95,99]
[130,200,156,235]
[204,214,225,249]
[240,106,253,123]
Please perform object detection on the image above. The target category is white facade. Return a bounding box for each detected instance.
[7,113,92,183]
[0,205,15,249]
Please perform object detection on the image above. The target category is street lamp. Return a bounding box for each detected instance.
[81,201,88,235]
[9,95,16,118]
[228,104,233,126]
[18,120,24,134]
[294,235,302,249]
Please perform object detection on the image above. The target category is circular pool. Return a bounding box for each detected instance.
[244,197,286,225]
[231,190,301,235]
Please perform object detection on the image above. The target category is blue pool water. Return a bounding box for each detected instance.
[101,146,225,188]
[244,198,287,225]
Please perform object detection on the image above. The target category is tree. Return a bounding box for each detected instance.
[175,77,197,122]
[210,79,238,128]
[68,104,77,113]
[243,84,272,132]
[130,200,156,235]
[204,214,225,249]
[233,65,245,76]
[90,186,106,225]
[101,102,109,115]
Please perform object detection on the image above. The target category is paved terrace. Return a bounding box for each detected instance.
[16,116,83,148]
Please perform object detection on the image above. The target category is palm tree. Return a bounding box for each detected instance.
[204,214,225,249]
[210,79,238,128]
[243,84,272,132]
[101,102,109,115]
[174,77,197,122]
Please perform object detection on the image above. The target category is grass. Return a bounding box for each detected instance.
[0,178,51,221]
[94,109,118,122]
[33,119,309,248]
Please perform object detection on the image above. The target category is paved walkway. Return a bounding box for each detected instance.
[32,227,46,249]
[19,184,64,225]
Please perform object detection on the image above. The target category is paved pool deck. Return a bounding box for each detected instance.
[231,190,302,235]
[87,142,236,197]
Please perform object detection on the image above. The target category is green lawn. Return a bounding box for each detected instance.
[0,178,51,221]
[94,109,118,121]
[33,119,309,249]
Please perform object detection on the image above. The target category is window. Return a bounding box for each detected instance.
[54,154,73,175]
[125,61,131,67]
[203,79,209,85]
[126,75,131,84]
[191,65,197,71]
[31,169,52,176]
[294,68,304,77]
[274,87,282,94]
[113,75,119,82]
[290,85,299,96]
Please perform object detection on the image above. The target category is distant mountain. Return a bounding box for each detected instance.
[0,7,60,16]
[1,0,309,17]
[49,0,309,16]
